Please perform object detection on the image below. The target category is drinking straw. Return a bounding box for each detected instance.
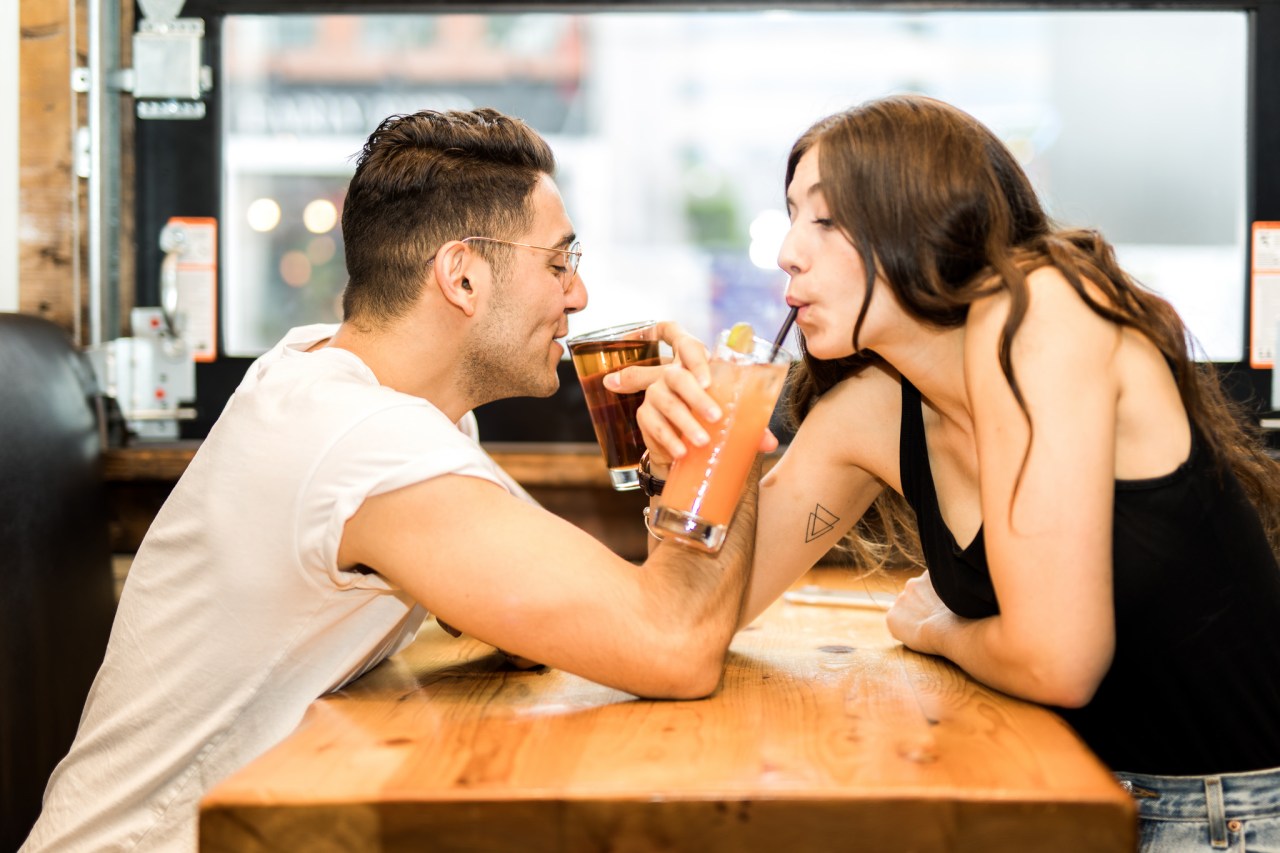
[769,305,799,361]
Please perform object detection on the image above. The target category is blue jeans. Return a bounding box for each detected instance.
[1116,766,1280,852]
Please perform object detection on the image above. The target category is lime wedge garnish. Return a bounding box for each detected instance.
[726,322,755,354]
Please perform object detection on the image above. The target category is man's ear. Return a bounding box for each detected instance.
[431,241,478,317]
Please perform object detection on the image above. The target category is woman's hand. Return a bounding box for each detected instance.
[885,571,959,657]
[607,322,716,468]
[605,322,776,469]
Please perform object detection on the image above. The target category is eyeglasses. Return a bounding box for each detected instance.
[461,236,583,289]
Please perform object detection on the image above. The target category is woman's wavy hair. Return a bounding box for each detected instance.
[784,94,1279,568]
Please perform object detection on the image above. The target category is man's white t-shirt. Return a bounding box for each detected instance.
[23,324,532,852]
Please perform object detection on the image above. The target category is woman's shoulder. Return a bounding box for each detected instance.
[800,359,904,470]
[966,265,1121,362]
[962,264,1125,434]
[783,356,906,481]
[815,358,902,409]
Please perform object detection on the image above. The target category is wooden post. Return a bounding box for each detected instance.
[19,0,133,343]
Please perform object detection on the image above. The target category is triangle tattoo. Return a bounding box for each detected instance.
[806,503,839,543]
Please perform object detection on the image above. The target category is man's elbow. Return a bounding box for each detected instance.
[628,639,728,700]
[637,666,723,700]
[662,657,725,700]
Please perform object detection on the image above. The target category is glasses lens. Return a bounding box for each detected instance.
[568,242,582,278]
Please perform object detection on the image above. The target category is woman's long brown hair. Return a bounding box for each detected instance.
[784,95,1279,567]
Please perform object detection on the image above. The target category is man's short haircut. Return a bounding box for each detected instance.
[340,108,557,325]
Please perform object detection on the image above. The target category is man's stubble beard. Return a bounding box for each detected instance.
[458,278,559,406]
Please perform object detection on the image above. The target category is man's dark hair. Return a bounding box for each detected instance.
[340,108,557,325]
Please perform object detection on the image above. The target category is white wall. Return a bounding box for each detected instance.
[1,0,18,311]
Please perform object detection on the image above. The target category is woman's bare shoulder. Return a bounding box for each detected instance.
[800,360,903,475]
[966,266,1120,368]
[812,359,902,412]
[969,266,1115,330]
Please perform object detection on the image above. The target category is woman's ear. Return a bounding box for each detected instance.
[431,241,477,317]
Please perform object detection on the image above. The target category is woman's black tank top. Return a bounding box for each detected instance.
[898,378,1280,775]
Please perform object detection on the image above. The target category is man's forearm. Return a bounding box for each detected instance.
[640,460,760,674]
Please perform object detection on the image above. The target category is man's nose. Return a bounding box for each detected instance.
[565,272,588,314]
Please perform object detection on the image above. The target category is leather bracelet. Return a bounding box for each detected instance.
[637,450,666,497]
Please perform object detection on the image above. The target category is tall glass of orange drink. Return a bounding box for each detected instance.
[650,328,792,552]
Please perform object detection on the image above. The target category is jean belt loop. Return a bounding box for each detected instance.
[1204,776,1228,849]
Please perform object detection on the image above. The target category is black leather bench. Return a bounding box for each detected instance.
[0,313,116,851]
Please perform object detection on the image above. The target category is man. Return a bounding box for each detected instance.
[23,109,758,852]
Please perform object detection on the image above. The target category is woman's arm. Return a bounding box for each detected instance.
[617,341,904,628]
[889,267,1120,708]
[740,368,899,625]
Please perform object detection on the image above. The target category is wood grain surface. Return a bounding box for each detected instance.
[200,568,1135,852]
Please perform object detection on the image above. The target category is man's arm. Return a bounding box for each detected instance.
[338,463,759,699]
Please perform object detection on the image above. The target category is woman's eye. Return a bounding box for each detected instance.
[551,265,568,275]
[813,218,834,229]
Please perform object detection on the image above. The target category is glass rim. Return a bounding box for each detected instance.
[565,319,659,346]
[714,329,795,365]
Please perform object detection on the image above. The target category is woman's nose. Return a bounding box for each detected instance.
[777,226,803,276]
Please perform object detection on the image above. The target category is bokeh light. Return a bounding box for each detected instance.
[307,235,336,265]
[247,198,281,232]
[280,250,312,287]
[748,209,790,270]
[303,199,339,234]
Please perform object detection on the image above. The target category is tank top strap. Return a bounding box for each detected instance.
[898,377,927,510]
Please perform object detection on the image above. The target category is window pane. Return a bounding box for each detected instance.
[222,10,1246,360]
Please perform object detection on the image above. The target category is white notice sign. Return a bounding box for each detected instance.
[168,217,218,362]
[1249,222,1280,367]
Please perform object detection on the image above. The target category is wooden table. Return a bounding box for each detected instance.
[199,568,1135,852]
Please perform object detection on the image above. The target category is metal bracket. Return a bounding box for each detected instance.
[74,126,91,179]
[137,100,207,120]
[130,17,212,120]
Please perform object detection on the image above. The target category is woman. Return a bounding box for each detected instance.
[618,95,1280,851]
